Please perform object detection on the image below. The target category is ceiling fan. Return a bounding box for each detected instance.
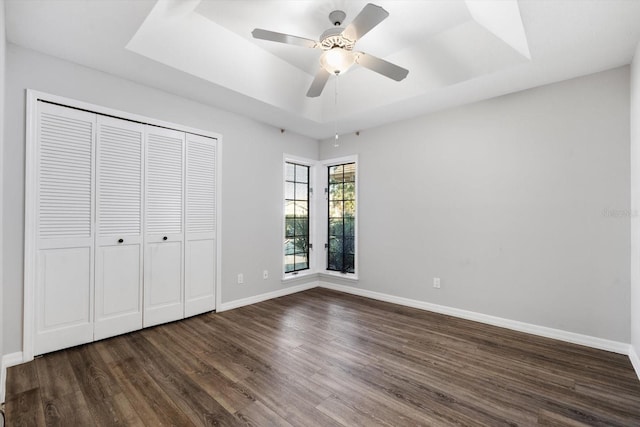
[252,3,409,97]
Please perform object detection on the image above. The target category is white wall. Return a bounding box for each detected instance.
[2,44,319,354]
[321,67,631,343]
[631,43,640,369]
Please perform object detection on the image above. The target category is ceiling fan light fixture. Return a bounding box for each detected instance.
[252,3,408,96]
[320,47,355,74]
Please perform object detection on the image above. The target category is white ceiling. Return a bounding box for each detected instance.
[5,0,640,139]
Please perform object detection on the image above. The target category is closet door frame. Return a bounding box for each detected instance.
[24,90,222,362]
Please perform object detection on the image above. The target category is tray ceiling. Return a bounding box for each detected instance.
[6,0,640,139]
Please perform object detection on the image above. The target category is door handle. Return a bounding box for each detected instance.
[163,236,168,241]
[118,238,124,243]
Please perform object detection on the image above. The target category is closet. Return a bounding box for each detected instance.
[31,100,218,356]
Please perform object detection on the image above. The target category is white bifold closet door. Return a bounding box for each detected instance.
[35,102,96,355]
[144,127,185,327]
[185,133,217,317]
[94,116,144,340]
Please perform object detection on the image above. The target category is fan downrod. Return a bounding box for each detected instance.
[328,10,346,26]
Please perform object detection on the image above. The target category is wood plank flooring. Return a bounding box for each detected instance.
[6,287,640,426]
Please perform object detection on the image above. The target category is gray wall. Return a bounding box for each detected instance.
[320,67,631,342]
[631,43,640,359]
[2,44,319,354]
[2,43,634,355]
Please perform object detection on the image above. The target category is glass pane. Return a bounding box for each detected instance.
[343,163,356,182]
[327,162,356,274]
[328,237,343,271]
[329,218,343,236]
[285,182,295,200]
[343,182,355,200]
[329,183,343,200]
[343,237,355,255]
[285,200,295,216]
[293,237,308,254]
[296,164,308,183]
[344,254,355,273]
[329,201,343,219]
[344,200,355,218]
[294,256,309,271]
[329,165,343,183]
[285,161,312,274]
[285,218,296,238]
[285,162,295,182]
[295,201,308,216]
[295,183,308,201]
[344,217,355,237]
[284,239,295,255]
[294,218,308,236]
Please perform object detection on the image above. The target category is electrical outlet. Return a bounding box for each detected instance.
[433,277,441,289]
[263,270,269,279]
[237,273,244,284]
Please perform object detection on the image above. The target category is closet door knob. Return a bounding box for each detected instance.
[163,236,168,241]
[118,238,124,243]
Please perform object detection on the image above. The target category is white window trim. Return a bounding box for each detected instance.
[320,155,359,281]
[282,154,317,281]
[281,154,359,282]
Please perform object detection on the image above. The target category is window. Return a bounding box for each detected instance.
[327,162,356,273]
[284,162,310,273]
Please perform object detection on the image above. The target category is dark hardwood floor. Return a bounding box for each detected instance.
[5,287,640,426]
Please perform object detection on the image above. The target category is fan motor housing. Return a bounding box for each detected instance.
[319,27,355,50]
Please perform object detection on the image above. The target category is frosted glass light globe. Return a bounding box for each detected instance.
[320,48,355,74]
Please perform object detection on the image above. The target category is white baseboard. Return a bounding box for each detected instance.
[217,281,319,312]
[319,282,630,355]
[1,352,25,403]
[630,345,640,380]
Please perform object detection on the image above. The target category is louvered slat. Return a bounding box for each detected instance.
[146,132,183,234]
[38,112,93,238]
[187,137,216,233]
[97,122,142,237]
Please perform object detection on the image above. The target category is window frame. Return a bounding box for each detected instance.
[320,155,359,280]
[282,155,316,280]
[281,154,358,282]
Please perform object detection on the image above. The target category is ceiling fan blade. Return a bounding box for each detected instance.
[252,29,319,49]
[306,68,332,97]
[341,3,389,42]
[355,52,409,81]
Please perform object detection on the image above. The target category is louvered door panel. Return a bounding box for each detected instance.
[144,127,185,327]
[146,132,183,234]
[38,111,93,238]
[187,136,215,234]
[95,116,144,340]
[97,120,142,237]
[35,102,96,355]
[185,133,217,317]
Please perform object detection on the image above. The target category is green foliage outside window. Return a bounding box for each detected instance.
[285,162,310,273]
[327,162,356,273]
